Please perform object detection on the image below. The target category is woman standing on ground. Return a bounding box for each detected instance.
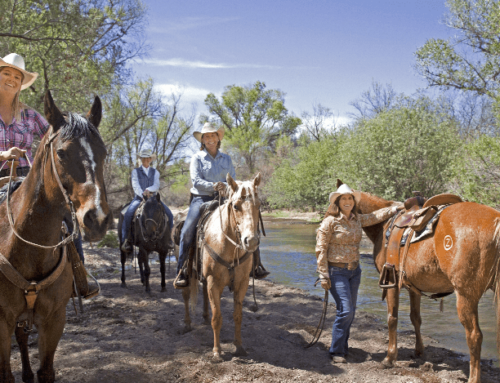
[315,183,402,363]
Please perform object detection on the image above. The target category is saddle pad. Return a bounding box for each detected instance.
[0,178,24,205]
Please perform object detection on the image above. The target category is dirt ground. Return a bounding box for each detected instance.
[9,235,500,382]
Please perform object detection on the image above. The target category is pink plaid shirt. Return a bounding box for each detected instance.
[0,108,49,169]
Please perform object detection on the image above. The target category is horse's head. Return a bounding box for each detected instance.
[139,193,168,242]
[43,91,112,242]
[226,173,261,253]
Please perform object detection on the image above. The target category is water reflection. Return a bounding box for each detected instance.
[259,220,498,364]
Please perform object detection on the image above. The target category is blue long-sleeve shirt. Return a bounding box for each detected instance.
[189,149,236,196]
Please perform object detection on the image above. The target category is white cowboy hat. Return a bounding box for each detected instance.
[0,53,38,90]
[193,122,225,142]
[136,148,157,161]
[329,184,361,205]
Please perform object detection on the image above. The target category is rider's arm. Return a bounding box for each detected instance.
[0,147,26,161]
[190,156,215,193]
[131,169,144,197]
[145,169,160,193]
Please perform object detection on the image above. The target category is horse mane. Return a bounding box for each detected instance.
[359,191,394,207]
[59,112,105,148]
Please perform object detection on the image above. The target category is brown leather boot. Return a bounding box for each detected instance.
[250,248,270,279]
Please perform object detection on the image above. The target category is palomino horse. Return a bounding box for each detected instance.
[118,193,172,293]
[0,91,111,383]
[353,183,500,383]
[182,173,261,361]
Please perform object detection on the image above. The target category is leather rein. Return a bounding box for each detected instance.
[137,200,168,243]
[0,131,79,332]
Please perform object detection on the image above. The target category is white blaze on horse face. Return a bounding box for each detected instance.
[79,137,106,223]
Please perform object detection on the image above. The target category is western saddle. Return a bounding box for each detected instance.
[379,192,463,297]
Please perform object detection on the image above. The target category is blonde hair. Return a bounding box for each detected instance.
[324,194,358,220]
[0,67,23,121]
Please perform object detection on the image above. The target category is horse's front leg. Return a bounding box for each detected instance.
[202,280,210,325]
[207,275,224,361]
[0,320,15,383]
[141,249,151,293]
[233,274,251,357]
[409,290,424,358]
[15,326,34,383]
[382,286,400,368]
[456,293,482,383]
[120,249,128,288]
[159,251,167,292]
[37,306,66,383]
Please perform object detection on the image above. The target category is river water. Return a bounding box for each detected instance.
[259,220,498,364]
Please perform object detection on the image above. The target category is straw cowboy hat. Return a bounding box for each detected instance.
[0,53,38,90]
[136,148,157,164]
[193,122,225,142]
[329,184,361,205]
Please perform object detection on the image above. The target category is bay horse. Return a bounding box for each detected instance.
[182,173,261,362]
[0,91,111,383]
[353,182,500,383]
[118,193,172,293]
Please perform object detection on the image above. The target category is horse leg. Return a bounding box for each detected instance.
[160,251,167,292]
[120,249,127,288]
[0,321,15,383]
[207,275,224,361]
[181,288,192,333]
[456,293,482,383]
[409,290,424,358]
[37,308,66,383]
[382,286,400,368]
[15,326,34,383]
[202,280,210,325]
[142,249,151,293]
[233,277,250,357]
[138,251,145,286]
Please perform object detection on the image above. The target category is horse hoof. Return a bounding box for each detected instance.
[121,283,127,288]
[212,353,223,363]
[182,325,192,334]
[203,318,211,326]
[380,358,394,369]
[249,305,258,313]
[234,346,247,357]
[161,287,167,292]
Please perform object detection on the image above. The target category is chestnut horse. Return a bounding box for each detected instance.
[182,173,261,361]
[0,91,111,383]
[354,185,500,383]
[118,193,173,293]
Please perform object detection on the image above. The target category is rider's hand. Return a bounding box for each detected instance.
[213,182,225,192]
[2,147,26,162]
[143,190,151,198]
[320,277,331,290]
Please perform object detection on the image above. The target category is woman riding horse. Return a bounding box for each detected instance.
[0,53,85,261]
[315,183,401,363]
[175,122,269,288]
[121,148,174,252]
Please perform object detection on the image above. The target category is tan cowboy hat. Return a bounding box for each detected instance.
[136,148,157,163]
[193,122,225,142]
[0,53,38,90]
[329,184,361,205]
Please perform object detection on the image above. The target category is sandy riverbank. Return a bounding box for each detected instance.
[9,239,500,383]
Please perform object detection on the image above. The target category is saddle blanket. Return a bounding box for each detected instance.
[400,204,450,246]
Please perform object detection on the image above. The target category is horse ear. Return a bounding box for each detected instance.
[336,179,343,188]
[86,96,102,129]
[227,173,238,192]
[253,172,261,188]
[156,193,161,202]
[44,90,65,132]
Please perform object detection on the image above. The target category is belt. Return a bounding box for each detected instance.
[328,261,359,270]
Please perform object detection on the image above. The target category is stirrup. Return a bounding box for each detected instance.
[378,263,397,289]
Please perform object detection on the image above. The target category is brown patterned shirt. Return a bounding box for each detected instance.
[315,207,397,277]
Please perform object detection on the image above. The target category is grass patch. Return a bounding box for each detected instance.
[97,231,119,248]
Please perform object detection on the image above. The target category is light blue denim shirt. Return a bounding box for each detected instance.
[190,149,236,196]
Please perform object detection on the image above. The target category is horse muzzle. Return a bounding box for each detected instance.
[81,208,113,242]
[242,235,260,253]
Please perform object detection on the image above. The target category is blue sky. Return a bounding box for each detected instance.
[131,0,452,124]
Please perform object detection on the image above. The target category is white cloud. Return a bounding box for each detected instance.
[143,58,279,70]
[154,83,213,106]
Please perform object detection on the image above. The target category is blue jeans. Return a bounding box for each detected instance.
[328,265,362,357]
[121,196,174,241]
[177,195,214,273]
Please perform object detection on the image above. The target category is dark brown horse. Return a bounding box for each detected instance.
[118,193,173,293]
[354,184,500,383]
[0,91,111,383]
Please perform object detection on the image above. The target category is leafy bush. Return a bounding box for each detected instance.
[97,231,119,248]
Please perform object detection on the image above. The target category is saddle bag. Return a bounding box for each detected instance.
[409,206,437,232]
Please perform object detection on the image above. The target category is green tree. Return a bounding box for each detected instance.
[415,0,500,103]
[0,0,147,112]
[202,81,301,175]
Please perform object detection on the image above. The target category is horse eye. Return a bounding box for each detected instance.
[56,150,65,159]
[233,204,241,211]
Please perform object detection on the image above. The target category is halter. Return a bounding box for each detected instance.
[6,131,79,250]
[137,199,168,243]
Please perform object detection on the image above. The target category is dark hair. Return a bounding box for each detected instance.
[324,194,358,220]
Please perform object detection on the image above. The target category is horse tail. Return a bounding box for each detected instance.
[493,218,500,354]
[189,275,198,313]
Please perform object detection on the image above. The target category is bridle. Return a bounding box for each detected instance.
[6,130,79,250]
[137,198,168,243]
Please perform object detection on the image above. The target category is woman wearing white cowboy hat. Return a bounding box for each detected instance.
[315,181,403,364]
[121,148,174,252]
[175,122,270,287]
[0,53,87,260]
